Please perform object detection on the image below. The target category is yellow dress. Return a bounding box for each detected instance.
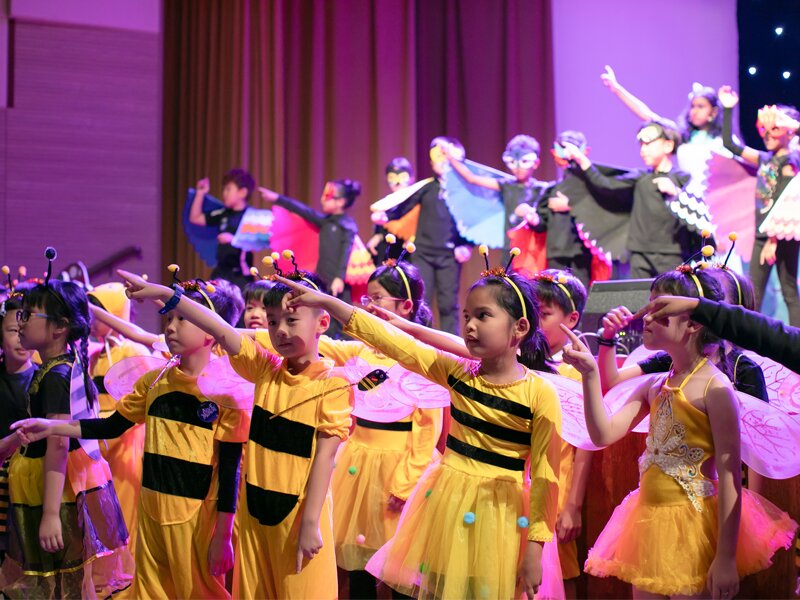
[585,362,797,596]
[116,365,250,599]
[344,309,562,600]
[89,338,149,554]
[229,335,353,600]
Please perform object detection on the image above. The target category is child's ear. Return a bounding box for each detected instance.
[566,310,580,330]
[515,317,531,339]
[316,310,331,335]
[399,299,414,318]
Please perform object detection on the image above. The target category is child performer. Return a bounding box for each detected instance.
[563,121,698,278]
[5,264,131,598]
[189,168,257,288]
[366,158,416,264]
[86,283,150,553]
[270,251,563,600]
[115,264,353,599]
[718,86,800,325]
[563,268,796,597]
[383,137,473,334]
[530,270,593,598]
[14,274,248,599]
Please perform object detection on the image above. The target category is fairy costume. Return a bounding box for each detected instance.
[585,359,796,596]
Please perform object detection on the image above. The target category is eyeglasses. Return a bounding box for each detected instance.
[16,310,50,323]
[360,295,405,307]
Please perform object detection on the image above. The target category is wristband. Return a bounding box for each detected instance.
[158,285,184,315]
[596,328,618,347]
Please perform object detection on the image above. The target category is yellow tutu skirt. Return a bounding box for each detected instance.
[365,457,563,599]
[333,435,425,571]
[585,485,797,596]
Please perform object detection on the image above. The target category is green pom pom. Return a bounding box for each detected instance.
[425,489,432,498]
[348,466,357,475]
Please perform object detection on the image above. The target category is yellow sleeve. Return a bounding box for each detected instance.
[214,405,251,444]
[344,308,462,388]
[317,336,365,365]
[229,333,280,383]
[253,329,275,352]
[389,408,443,500]
[527,378,562,542]
[116,370,156,424]
[316,379,353,440]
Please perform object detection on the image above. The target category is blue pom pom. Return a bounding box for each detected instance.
[517,516,529,528]
[463,511,476,525]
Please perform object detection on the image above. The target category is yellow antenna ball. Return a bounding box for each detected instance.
[250,267,260,277]
[509,247,521,257]
[205,283,216,293]
[282,249,294,260]
[270,252,280,261]
[142,274,149,281]
[167,264,180,273]
[557,273,567,283]
[479,245,489,256]
[1,266,8,275]
[262,256,274,267]
[18,266,27,277]
[385,234,397,244]
[405,242,416,254]
[701,245,715,258]
[728,232,738,242]
[699,262,710,270]
[408,235,416,243]
[701,229,711,239]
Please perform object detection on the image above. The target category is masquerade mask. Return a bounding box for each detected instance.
[502,151,538,170]
[386,171,411,187]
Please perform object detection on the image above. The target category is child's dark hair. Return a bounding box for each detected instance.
[183,278,244,326]
[332,179,361,209]
[505,134,541,157]
[222,168,256,199]
[469,273,553,373]
[243,279,276,307]
[530,270,588,319]
[24,281,97,407]
[0,294,25,346]
[385,157,413,176]
[430,136,464,156]
[708,268,756,311]
[368,262,432,326]
[262,272,327,309]
[678,86,723,142]
[555,130,587,149]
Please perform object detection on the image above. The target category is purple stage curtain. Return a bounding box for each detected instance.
[162,0,555,292]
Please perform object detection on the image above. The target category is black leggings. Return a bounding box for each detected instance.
[749,238,800,326]
[348,570,412,599]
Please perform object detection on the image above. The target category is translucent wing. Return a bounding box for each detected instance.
[71,359,102,461]
[104,355,169,401]
[738,390,800,478]
[621,344,660,369]
[758,174,800,241]
[704,151,757,261]
[382,366,451,410]
[345,235,377,287]
[182,188,223,268]
[601,374,654,434]
[197,355,256,411]
[534,371,602,451]
[370,178,434,212]
[442,159,512,248]
[743,351,800,414]
[340,358,415,423]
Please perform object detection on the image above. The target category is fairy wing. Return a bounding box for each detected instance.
[268,205,320,271]
[737,390,800,478]
[341,358,415,423]
[442,159,513,248]
[196,355,256,411]
[535,371,602,451]
[621,345,660,369]
[104,355,170,401]
[381,365,451,410]
[230,208,274,252]
[71,359,102,460]
[370,178,435,212]
[758,174,800,242]
[704,151,757,261]
[182,188,223,268]
[601,374,654,434]
[742,351,800,414]
[345,235,376,287]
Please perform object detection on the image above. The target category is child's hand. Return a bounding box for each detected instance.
[601,306,633,339]
[117,269,171,303]
[514,203,533,218]
[366,234,382,256]
[547,191,571,213]
[196,177,210,195]
[330,278,345,297]
[296,521,323,573]
[632,295,699,322]
[517,541,543,599]
[207,530,234,577]
[371,211,389,225]
[559,142,590,169]
[600,65,619,90]
[258,186,279,203]
[653,177,679,197]
[760,237,778,266]
[560,324,598,375]
[387,494,406,513]
[454,245,472,264]
[39,512,64,553]
[11,418,54,444]
[216,232,234,245]
[718,85,739,109]
[274,275,333,311]
[706,554,739,599]
[556,503,582,543]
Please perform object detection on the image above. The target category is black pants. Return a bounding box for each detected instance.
[349,570,411,599]
[749,237,800,326]
[414,248,462,334]
[629,251,683,279]
[548,253,592,288]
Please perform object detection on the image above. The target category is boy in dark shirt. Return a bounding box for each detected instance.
[563,121,695,278]
[189,168,256,288]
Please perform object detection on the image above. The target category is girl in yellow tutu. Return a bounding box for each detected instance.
[562,268,797,598]
[272,247,563,600]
